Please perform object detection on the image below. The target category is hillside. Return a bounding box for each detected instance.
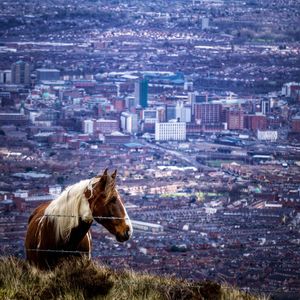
[0,257,268,300]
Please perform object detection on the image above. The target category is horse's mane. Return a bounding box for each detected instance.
[44,179,95,242]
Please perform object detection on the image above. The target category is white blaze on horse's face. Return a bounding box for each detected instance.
[117,190,133,239]
[90,170,133,243]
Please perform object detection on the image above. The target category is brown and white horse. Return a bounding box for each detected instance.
[25,169,132,269]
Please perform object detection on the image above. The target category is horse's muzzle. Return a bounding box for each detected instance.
[116,229,131,242]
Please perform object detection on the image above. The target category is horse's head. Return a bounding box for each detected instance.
[86,169,132,242]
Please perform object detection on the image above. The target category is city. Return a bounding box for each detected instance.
[0,0,300,299]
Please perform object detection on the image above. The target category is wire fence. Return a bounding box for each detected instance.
[24,213,137,255]
[43,214,129,220]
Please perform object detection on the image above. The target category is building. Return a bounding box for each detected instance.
[156,106,166,123]
[94,119,119,134]
[282,82,300,100]
[125,96,136,112]
[113,98,125,112]
[291,116,300,133]
[175,101,191,123]
[0,70,11,84]
[36,69,60,82]
[83,119,119,135]
[135,79,148,108]
[155,121,186,141]
[244,114,267,131]
[83,119,94,134]
[120,112,138,134]
[131,220,163,233]
[0,113,29,126]
[142,109,157,133]
[166,104,176,121]
[261,99,271,115]
[104,131,131,144]
[226,109,244,130]
[257,130,278,141]
[194,103,222,125]
[11,61,30,85]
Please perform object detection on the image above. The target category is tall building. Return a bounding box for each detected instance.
[175,101,191,123]
[120,112,138,134]
[166,104,176,121]
[261,99,271,115]
[142,109,157,133]
[11,61,30,85]
[156,106,166,123]
[155,121,186,141]
[135,79,148,108]
[226,110,244,130]
[194,103,222,125]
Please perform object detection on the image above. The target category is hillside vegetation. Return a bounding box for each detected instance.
[0,257,268,300]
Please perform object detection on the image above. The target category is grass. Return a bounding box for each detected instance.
[0,256,268,300]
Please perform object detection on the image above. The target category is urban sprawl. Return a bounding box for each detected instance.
[0,0,300,299]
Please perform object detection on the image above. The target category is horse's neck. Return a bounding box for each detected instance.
[64,219,92,248]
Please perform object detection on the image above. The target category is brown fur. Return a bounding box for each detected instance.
[25,169,132,269]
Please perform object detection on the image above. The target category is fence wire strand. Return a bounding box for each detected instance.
[43,214,129,220]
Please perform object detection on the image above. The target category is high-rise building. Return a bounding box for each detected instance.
[120,112,138,134]
[261,99,271,115]
[135,79,148,108]
[11,61,30,85]
[156,106,166,123]
[194,103,222,125]
[166,104,176,121]
[155,121,186,141]
[175,101,191,123]
[142,109,157,133]
[226,109,244,130]
[125,96,136,112]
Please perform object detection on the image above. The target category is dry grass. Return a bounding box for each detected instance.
[0,257,268,300]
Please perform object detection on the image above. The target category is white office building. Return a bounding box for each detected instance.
[120,112,138,134]
[83,119,94,134]
[175,101,191,123]
[155,121,186,141]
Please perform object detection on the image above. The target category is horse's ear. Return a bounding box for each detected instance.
[95,168,108,178]
[98,168,109,190]
[111,169,117,180]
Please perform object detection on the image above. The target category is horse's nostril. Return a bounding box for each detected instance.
[124,230,130,239]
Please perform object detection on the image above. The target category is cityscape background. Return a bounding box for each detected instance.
[0,1,300,299]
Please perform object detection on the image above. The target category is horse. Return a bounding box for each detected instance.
[24,169,133,269]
